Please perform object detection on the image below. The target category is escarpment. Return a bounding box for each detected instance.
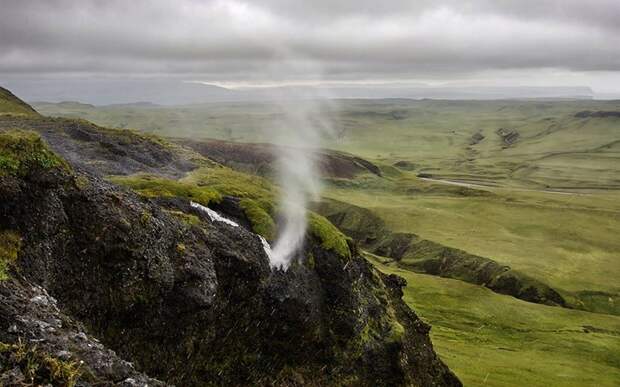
[0,93,460,386]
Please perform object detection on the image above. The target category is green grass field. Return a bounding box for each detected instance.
[323,179,620,296]
[369,254,620,387]
[36,98,620,385]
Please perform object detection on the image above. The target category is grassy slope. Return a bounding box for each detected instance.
[0,87,39,116]
[369,254,620,387]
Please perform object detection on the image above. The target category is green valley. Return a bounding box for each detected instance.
[33,98,620,386]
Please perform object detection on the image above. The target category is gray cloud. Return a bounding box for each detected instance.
[0,0,619,90]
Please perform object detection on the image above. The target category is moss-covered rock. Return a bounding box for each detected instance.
[0,341,83,387]
[239,198,276,240]
[0,130,69,177]
[110,174,222,206]
[0,137,460,387]
[308,212,351,259]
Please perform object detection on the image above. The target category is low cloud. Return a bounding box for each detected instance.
[0,0,619,90]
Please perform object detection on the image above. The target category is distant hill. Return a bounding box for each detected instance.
[2,79,235,105]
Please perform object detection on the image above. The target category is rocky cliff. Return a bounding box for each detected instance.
[0,87,460,386]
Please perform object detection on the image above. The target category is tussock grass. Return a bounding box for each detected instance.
[0,230,20,281]
[0,341,84,386]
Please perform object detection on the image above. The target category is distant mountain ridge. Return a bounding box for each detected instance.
[2,79,595,105]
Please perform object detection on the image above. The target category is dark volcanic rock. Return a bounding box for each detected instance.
[393,160,417,170]
[0,135,460,385]
[496,128,520,146]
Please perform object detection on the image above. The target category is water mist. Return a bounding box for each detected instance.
[262,60,333,270]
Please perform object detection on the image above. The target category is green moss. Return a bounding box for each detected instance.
[185,167,277,239]
[74,175,90,190]
[0,230,21,281]
[0,130,69,177]
[139,210,152,226]
[182,166,276,210]
[239,198,276,240]
[308,212,351,259]
[0,341,84,387]
[305,252,316,270]
[165,210,201,226]
[109,174,222,207]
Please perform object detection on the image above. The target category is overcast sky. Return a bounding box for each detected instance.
[1,0,619,95]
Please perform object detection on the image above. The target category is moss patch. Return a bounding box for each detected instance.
[0,341,84,386]
[308,212,351,259]
[239,198,276,240]
[0,230,21,281]
[165,209,201,226]
[0,130,69,177]
[182,167,276,209]
[110,174,222,207]
[183,167,279,239]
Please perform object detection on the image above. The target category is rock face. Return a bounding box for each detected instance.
[496,128,520,147]
[0,126,460,384]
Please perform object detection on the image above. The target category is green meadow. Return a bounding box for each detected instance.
[369,255,620,387]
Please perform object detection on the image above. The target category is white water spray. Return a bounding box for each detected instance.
[190,201,239,227]
[263,60,334,270]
